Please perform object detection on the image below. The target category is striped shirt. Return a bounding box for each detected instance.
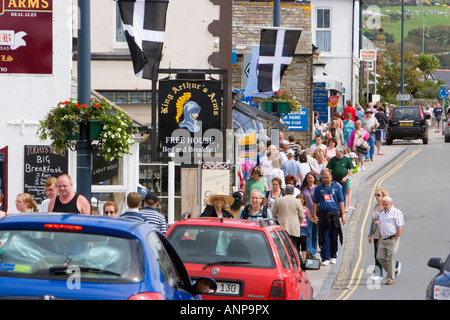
[139,207,167,234]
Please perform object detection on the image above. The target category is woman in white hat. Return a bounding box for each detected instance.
[201,192,234,218]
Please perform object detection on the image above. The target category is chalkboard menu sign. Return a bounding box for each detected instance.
[24,145,68,204]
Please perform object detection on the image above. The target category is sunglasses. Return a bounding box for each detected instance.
[104,211,116,214]
[375,194,382,197]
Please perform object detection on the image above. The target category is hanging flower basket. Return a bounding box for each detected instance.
[253,90,300,114]
[37,98,138,161]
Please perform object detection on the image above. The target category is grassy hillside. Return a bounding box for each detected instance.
[377,5,449,42]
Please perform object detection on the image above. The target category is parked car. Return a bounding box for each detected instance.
[166,217,320,300]
[426,253,450,300]
[443,109,450,143]
[386,106,428,145]
[0,213,216,300]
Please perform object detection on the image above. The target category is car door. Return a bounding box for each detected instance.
[147,231,199,300]
[275,230,302,299]
[277,230,312,300]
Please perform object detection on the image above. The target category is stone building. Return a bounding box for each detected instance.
[232,1,314,146]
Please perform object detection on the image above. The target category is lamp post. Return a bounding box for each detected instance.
[77,0,92,204]
[400,0,405,106]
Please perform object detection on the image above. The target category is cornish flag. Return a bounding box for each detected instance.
[257,28,302,92]
[118,0,169,81]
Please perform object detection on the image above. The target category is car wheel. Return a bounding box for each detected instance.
[386,138,393,145]
[445,134,450,143]
[422,137,428,145]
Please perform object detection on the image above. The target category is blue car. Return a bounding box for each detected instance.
[0,213,216,300]
[426,253,450,300]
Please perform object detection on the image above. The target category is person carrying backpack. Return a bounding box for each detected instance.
[238,189,272,222]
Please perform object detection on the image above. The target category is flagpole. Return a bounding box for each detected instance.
[273,0,280,27]
[77,0,92,205]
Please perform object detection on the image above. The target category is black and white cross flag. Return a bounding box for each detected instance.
[118,0,169,81]
[257,27,302,92]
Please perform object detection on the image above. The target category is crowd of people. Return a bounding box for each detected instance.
[0,99,411,284]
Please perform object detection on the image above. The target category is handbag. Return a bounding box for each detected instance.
[357,137,369,150]
[357,145,368,154]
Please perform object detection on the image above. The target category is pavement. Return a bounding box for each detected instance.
[309,129,444,300]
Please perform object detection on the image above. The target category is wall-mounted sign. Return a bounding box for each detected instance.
[280,109,308,131]
[158,79,223,163]
[313,82,329,124]
[360,49,377,62]
[24,145,68,204]
[0,0,53,75]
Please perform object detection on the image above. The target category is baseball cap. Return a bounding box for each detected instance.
[144,192,159,204]
[286,149,295,156]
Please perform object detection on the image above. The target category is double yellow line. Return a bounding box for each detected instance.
[336,149,421,300]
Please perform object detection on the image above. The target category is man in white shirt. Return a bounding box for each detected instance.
[377,196,404,285]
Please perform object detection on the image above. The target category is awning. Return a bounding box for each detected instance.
[233,101,287,130]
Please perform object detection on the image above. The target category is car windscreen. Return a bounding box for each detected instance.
[167,225,275,268]
[0,229,144,283]
[391,107,421,121]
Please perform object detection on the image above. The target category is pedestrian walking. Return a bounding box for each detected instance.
[297,194,317,262]
[121,192,145,221]
[343,100,357,123]
[326,146,354,208]
[243,166,268,205]
[433,103,443,133]
[201,191,234,219]
[313,168,346,266]
[343,113,355,146]
[239,189,272,221]
[367,188,390,280]
[229,191,245,219]
[140,192,168,234]
[348,120,370,172]
[40,177,58,212]
[263,177,285,210]
[376,196,404,285]
[361,108,379,161]
[103,201,118,217]
[48,174,91,214]
[15,193,38,213]
[374,105,388,155]
[272,184,304,250]
[300,172,320,258]
[280,150,302,186]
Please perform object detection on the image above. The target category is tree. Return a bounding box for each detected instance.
[417,54,440,81]
[378,43,422,103]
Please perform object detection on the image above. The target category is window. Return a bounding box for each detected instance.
[277,230,299,270]
[147,231,183,288]
[270,231,291,269]
[316,8,331,52]
[0,229,144,282]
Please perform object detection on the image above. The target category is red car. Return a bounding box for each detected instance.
[166,217,320,300]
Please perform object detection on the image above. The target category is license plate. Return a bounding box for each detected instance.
[400,122,413,126]
[216,281,241,295]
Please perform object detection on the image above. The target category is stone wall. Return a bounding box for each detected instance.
[232,1,313,145]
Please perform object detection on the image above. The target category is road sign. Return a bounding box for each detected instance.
[438,88,449,99]
[396,94,413,101]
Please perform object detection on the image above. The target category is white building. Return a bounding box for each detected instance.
[0,0,223,217]
[311,0,361,108]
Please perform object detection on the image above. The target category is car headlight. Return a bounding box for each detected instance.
[434,285,450,300]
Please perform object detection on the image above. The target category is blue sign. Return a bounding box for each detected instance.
[438,88,449,99]
[280,109,308,131]
[313,82,329,124]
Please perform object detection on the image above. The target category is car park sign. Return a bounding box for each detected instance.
[438,88,449,99]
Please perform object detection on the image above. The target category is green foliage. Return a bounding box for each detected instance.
[37,99,138,162]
